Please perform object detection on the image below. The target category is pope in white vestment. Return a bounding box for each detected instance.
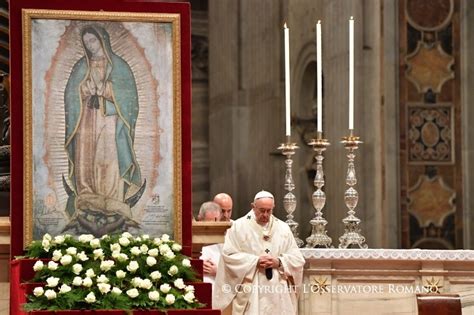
[213,191,305,315]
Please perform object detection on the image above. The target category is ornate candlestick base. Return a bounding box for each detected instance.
[306,134,332,248]
[278,138,304,247]
[338,131,368,249]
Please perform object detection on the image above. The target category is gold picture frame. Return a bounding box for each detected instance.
[20,8,186,248]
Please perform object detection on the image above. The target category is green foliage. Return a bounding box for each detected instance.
[22,233,203,311]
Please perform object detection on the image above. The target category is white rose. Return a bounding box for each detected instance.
[127,261,139,273]
[165,293,175,305]
[43,233,52,241]
[126,288,139,298]
[160,283,171,294]
[101,234,109,240]
[159,244,171,255]
[100,260,115,272]
[96,274,109,283]
[161,234,170,242]
[182,258,191,268]
[121,232,133,239]
[117,253,129,262]
[33,287,44,297]
[85,292,96,303]
[33,260,44,271]
[135,236,142,242]
[153,238,162,246]
[72,276,82,286]
[164,251,176,260]
[66,247,77,256]
[146,256,157,267]
[47,261,58,271]
[143,234,150,240]
[93,249,104,260]
[59,284,72,294]
[41,239,51,251]
[148,290,160,301]
[52,250,63,261]
[53,235,65,244]
[116,270,127,279]
[131,277,143,288]
[77,251,89,261]
[140,279,153,290]
[119,237,130,247]
[110,243,121,252]
[174,278,185,290]
[172,243,182,252]
[140,244,149,254]
[130,247,141,256]
[111,251,120,259]
[78,234,94,243]
[184,285,195,292]
[60,254,73,266]
[85,268,96,278]
[183,291,195,303]
[89,238,101,249]
[150,271,162,280]
[72,263,83,275]
[82,277,93,287]
[112,287,122,295]
[168,265,179,276]
[147,248,159,257]
[97,283,111,294]
[44,289,57,300]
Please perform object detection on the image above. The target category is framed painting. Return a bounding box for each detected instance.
[10,1,192,255]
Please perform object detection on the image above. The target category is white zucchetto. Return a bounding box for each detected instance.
[254,190,274,201]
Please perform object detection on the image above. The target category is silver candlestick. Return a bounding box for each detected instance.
[306,132,332,248]
[278,137,304,247]
[338,130,367,249]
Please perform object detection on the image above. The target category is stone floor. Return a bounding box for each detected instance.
[0,282,9,315]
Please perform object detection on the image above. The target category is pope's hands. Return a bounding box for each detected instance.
[258,254,279,269]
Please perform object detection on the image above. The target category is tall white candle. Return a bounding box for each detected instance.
[349,16,354,130]
[316,20,322,133]
[284,23,291,136]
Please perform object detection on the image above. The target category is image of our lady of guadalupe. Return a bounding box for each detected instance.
[62,25,146,236]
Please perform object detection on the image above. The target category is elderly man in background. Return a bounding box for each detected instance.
[213,193,233,221]
[213,190,305,315]
[197,201,221,222]
[196,200,227,284]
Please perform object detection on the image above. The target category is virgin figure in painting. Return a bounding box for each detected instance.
[63,25,146,236]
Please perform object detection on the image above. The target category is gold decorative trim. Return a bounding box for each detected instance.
[423,277,443,294]
[172,16,183,245]
[22,9,33,248]
[22,9,180,23]
[22,9,183,247]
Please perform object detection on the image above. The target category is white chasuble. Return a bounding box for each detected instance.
[213,212,305,314]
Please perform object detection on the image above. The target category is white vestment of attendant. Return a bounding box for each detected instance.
[213,212,305,315]
[200,243,223,285]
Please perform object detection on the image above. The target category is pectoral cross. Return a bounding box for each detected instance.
[265,248,270,254]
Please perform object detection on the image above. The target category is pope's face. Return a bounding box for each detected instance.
[83,32,102,56]
[252,197,274,225]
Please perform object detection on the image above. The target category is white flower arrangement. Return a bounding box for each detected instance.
[23,233,202,311]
